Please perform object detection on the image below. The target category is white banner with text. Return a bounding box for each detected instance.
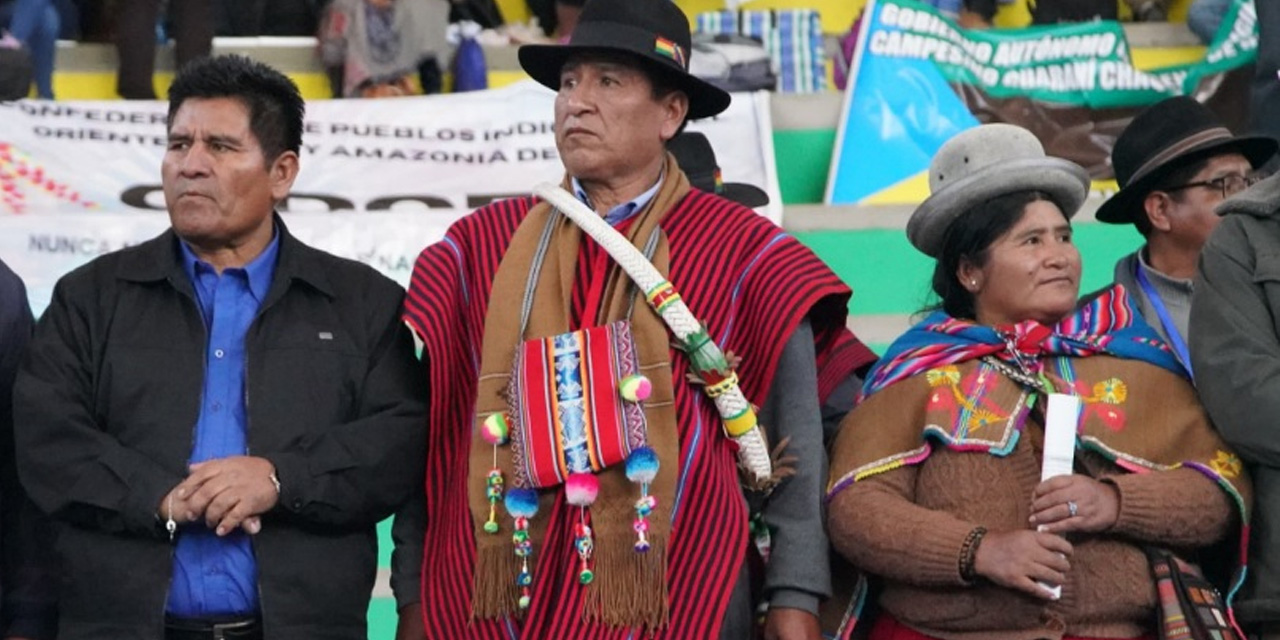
[0,82,777,313]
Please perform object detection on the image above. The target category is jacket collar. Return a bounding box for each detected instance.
[1216,171,1280,219]
[116,214,337,300]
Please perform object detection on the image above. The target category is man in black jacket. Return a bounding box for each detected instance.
[12,54,427,640]
[0,259,57,640]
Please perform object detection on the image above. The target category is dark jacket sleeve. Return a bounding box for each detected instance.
[264,280,428,528]
[390,476,426,610]
[1191,215,1280,467]
[0,264,58,639]
[14,274,184,536]
[389,350,428,610]
[756,320,831,614]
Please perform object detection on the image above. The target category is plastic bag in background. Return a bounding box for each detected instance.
[449,20,487,92]
[694,9,826,93]
[0,31,33,100]
[689,33,776,92]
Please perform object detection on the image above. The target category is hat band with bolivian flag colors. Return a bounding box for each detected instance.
[654,36,686,68]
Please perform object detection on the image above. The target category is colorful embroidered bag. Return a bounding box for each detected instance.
[1146,546,1242,640]
[507,319,648,487]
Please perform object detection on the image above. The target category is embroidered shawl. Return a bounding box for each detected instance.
[403,165,874,639]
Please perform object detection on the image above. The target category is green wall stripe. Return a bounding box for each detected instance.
[378,518,392,568]
[774,129,837,205]
[794,221,1146,318]
[369,597,398,638]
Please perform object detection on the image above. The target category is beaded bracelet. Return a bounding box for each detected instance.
[958,526,988,583]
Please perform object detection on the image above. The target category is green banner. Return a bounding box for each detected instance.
[868,0,1257,108]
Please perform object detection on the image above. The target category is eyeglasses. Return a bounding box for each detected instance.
[1161,174,1261,199]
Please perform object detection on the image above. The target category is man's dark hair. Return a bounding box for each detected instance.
[167,54,305,162]
[1134,154,1214,237]
[646,65,691,137]
[930,190,1053,320]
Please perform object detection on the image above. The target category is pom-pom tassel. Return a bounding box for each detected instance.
[566,473,598,584]
[484,468,504,534]
[626,447,660,553]
[505,487,539,609]
[618,373,652,403]
[480,412,511,535]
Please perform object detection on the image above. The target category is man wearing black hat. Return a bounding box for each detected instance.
[1191,125,1280,640]
[666,131,770,209]
[392,1,876,639]
[1096,96,1276,375]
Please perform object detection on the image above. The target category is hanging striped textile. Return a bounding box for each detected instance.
[695,9,827,93]
[509,320,646,487]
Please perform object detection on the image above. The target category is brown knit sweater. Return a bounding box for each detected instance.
[827,358,1238,640]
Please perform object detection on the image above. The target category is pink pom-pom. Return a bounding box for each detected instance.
[565,472,600,506]
[480,413,510,445]
[619,374,652,403]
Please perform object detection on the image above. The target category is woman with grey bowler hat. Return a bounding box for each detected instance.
[824,123,1249,640]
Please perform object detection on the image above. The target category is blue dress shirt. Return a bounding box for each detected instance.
[167,233,280,618]
[571,175,662,226]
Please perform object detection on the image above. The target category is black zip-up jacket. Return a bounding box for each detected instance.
[13,219,427,640]
[0,258,57,639]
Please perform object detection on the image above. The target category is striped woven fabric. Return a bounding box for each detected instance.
[695,9,827,93]
[402,189,873,638]
[509,320,646,487]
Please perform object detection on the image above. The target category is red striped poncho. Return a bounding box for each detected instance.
[402,189,872,638]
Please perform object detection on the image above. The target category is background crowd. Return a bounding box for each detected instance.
[0,0,1260,101]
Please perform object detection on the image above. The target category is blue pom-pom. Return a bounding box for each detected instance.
[625,446,660,484]
[504,487,540,518]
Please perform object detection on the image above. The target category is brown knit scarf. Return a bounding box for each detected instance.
[469,154,690,630]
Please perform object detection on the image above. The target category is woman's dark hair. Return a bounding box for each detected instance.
[929,190,1054,320]
[167,54,305,163]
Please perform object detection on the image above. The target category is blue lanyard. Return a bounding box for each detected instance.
[1134,262,1194,380]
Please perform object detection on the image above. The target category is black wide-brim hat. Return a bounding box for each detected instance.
[1097,96,1278,224]
[667,132,769,208]
[518,0,732,121]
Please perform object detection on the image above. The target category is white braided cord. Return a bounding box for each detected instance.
[534,183,772,484]
[659,303,703,339]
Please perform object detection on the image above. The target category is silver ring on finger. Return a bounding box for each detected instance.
[1066,500,1078,518]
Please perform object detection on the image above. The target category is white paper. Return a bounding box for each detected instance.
[1037,393,1080,599]
[1041,394,1080,482]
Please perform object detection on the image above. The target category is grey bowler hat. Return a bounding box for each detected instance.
[908,124,1090,258]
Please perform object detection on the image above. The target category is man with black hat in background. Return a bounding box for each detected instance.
[391,1,876,638]
[666,131,771,210]
[1096,96,1275,375]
